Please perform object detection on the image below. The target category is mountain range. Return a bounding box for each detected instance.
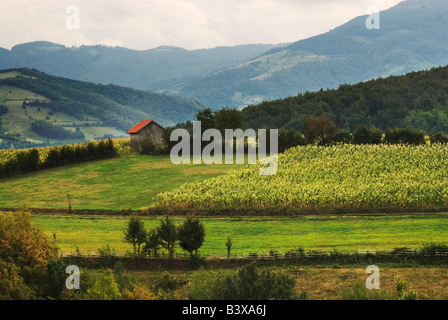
[162,0,448,108]
[0,0,446,120]
[0,43,281,92]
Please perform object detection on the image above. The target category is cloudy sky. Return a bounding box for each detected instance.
[0,0,403,50]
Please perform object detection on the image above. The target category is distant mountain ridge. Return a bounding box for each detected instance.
[0,42,282,92]
[160,0,448,108]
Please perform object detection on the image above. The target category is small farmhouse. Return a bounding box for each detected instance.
[127,119,166,151]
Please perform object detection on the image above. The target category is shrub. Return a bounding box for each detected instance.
[330,129,352,144]
[139,137,157,155]
[384,128,426,145]
[429,132,448,144]
[352,125,383,144]
[209,263,297,300]
[278,128,306,153]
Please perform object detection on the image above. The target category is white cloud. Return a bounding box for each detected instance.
[0,0,404,50]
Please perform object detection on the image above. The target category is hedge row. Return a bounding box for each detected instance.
[0,139,117,179]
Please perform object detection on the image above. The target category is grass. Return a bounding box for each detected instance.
[30,213,448,255]
[0,154,243,210]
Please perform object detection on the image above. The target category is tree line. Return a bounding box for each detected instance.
[123,215,206,267]
[156,108,448,157]
[242,66,448,134]
[0,139,117,179]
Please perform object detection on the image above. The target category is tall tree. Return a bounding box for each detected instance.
[123,214,147,257]
[196,108,215,132]
[177,215,205,261]
[157,216,178,260]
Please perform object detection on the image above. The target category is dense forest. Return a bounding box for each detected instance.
[31,121,85,140]
[242,66,448,133]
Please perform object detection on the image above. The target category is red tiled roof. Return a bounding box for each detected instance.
[127,120,153,134]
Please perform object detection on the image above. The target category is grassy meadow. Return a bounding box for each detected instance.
[31,213,448,255]
[0,153,243,210]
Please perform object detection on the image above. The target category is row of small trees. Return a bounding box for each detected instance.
[0,139,117,178]
[123,215,205,264]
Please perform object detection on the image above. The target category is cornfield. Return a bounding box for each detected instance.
[157,144,448,211]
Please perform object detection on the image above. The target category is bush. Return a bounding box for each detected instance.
[352,125,383,144]
[384,128,426,145]
[278,128,306,152]
[207,263,298,300]
[429,132,448,144]
[330,129,352,144]
[139,137,157,155]
[0,105,9,116]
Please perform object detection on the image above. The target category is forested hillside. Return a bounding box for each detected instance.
[242,65,448,133]
[0,68,203,148]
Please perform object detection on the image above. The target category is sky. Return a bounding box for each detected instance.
[0,0,403,51]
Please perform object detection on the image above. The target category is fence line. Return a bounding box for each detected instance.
[60,248,448,260]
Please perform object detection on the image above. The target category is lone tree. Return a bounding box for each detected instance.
[226,236,233,258]
[301,116,338,145]
[143,229,161,259]
[178,215,205,261]
[157,216,178,260]
[123,214,147,257]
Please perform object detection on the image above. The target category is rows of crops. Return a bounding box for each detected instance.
[157,144,448,211]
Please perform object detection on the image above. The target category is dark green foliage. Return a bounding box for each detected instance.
[157,216,178,260]
[213,107,247,133]
[0,105,8,116]
[242,66,448,133]
[177,215,205,261]
[196,108,215,132]
[206,263,297,300]
[330,129,352,145]
[0,139,117,179]
[15,149,39,173]
[429,132,448,144]
[278,128,306,153]
[123,214,147,257]
[31,120,85,140]
[352,125,383,144]
[143,229,161,258]
[139,137,157,155]
[384,128,426,145]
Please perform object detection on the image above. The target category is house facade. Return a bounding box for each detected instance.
[127,120,166,151]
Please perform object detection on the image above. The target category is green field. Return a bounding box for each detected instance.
[0,154,243,210]
[31,213,448,255]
